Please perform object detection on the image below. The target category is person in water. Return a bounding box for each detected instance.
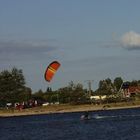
[81,111,90,120]
[84,111,89,118]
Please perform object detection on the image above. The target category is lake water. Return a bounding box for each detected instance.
[1,107,140,140]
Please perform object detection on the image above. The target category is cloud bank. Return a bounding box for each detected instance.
[121,31,140,50]
[0,39,57,55]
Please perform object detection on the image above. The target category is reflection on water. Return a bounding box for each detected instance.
[1,108,140,140]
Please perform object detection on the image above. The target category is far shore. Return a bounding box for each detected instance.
[1,102,140,117]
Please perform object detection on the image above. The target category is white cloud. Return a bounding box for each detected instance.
[121,31,140,50]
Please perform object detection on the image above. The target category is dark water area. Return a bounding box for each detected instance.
[1,108,140,140]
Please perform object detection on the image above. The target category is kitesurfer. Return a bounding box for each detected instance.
[81,111,91,120]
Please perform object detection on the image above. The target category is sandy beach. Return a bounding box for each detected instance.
[1,102,140,117]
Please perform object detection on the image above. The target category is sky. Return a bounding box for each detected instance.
[0,0,140,92]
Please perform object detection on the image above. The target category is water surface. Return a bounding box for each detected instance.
[1,108,140,140]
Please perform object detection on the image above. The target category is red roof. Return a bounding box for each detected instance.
[128,86,140,93]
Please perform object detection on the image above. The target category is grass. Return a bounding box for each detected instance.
[1,100,140,117]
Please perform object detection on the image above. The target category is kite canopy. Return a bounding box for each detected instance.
[44,61,61,82]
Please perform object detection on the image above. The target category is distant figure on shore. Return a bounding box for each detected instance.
[102,105,110,110]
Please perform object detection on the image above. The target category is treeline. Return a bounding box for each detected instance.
[0,67,140,106]
[0,68,32,106]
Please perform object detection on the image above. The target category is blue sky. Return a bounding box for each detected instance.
[0,0,140,92]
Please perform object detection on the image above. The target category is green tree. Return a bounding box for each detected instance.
[69,83,85,104]
[58,87,70,103]
[19,87,32,102]
[130,80,138,86]
[113,77,123,92]
[57,81,85,104]
[33,89,45,101]
[0,67,26,103]
[97,78,113,95]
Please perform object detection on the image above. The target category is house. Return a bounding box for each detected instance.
[122,85,140,97]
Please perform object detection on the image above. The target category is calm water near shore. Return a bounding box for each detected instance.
[1,107,140,140]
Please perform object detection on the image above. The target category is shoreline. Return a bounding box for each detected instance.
[1,103,140,118]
